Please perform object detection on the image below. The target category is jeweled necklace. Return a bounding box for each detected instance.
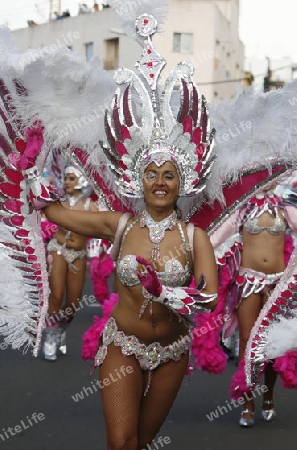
[67,193,84,208]
[139,209,178,261]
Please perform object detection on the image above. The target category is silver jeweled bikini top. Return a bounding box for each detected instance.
[243,214,286,236]
[116,218,193,288]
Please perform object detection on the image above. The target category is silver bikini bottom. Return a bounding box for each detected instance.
[94,317,191,395]
[238,267,283,299]
[47,238,87,269]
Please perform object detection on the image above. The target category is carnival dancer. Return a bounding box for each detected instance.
[42,51,219,450]
[41,3,219,446]
[43,165,98,361]
[2,0,297,447]
[211,182,297,427]
[0,3,219,445]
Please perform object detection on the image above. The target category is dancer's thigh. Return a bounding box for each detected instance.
[48,252,67,313]
[65,257,87,308]
[237,292,262,343]
[138,352,189,449]
[99,343,144,447]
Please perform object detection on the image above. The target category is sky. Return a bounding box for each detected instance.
[0,0,297,63]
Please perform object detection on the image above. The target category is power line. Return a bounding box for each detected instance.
[199,63,297,86]
[198,77,246,85]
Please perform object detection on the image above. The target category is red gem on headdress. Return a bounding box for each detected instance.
[148,62,153,67]
[119,160,127,171]
[192,128,202,145]
[115,141,128,157]
[196,143,205,157]
[149,74,154,78]
[143,19,149,24]
[123,174,130,183]
[195,162,203,173]
[183,116,193,134]
[147,49,152,54]
[121,125,131,141]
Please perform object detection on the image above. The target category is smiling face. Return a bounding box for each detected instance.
[143,161,180,214]
[64,173,80,195]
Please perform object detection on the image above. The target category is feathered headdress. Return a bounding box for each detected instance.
[100,1,216,200]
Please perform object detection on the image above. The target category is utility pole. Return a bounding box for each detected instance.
[263,57,272,92]
[264,56,285,91]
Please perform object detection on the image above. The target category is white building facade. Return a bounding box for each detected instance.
[12,0,244,102]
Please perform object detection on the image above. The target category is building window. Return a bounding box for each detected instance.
[85,42,94,61]
[173,33,193,53]
[103,38,119,70]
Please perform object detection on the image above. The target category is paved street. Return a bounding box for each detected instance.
[1,272,297,450]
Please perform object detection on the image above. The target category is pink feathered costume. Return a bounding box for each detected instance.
[210,192,297,397]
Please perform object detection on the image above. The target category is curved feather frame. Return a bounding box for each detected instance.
[245,247,297,387]
[0,82,49,355]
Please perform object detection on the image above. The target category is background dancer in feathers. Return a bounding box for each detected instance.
[43,166,98,361]
[211,182,297,427]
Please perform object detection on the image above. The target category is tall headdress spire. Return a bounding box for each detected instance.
[101,2,216,201]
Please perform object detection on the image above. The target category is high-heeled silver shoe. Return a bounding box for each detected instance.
[262,400,276,422]
[239,409,255,427]
[43,328,61,361]
[58,329,67,355]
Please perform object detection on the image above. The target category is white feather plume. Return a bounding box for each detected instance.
[265,317,297,359]
[0,26,116,155]
[0,225,35,351]
[104,0,169,42]
[207,81,297,202]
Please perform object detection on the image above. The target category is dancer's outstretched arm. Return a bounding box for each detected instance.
[44,202,122,241]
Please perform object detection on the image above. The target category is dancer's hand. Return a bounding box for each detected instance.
[136,256,162,297]
[23,167,63,210]
[8,123,44,170]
